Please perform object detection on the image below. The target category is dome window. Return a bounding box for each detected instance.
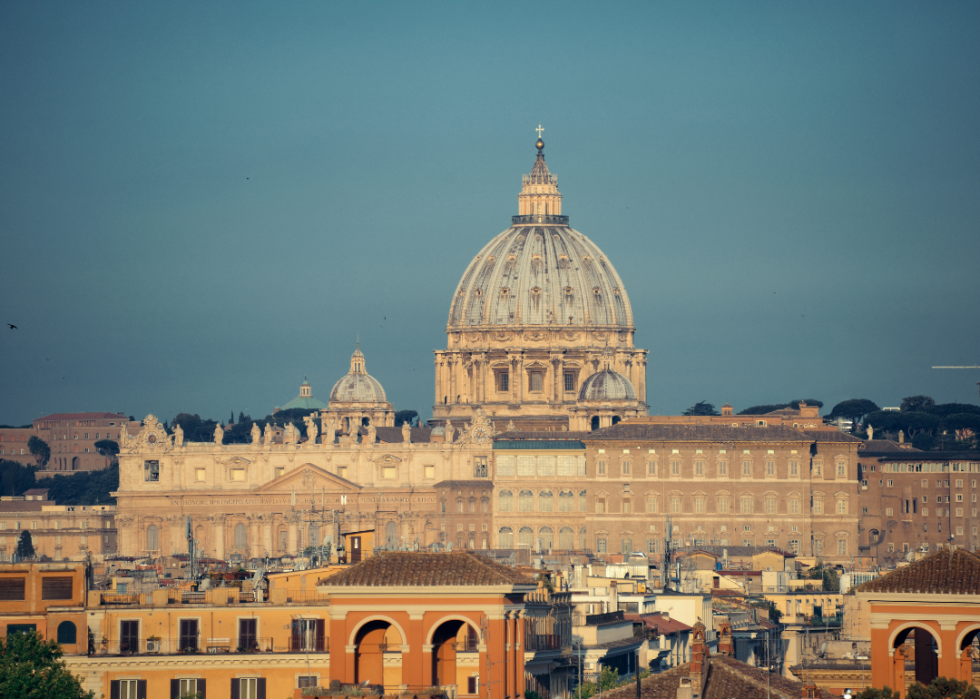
[530,286,541,297]
[500,287,510,297]
[564,286,573,296]
[593,287,601,296]
[474,289,482,297]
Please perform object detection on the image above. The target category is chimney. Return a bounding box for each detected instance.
[690,622,707,696]
[717,621,733,656]
[676,677,693,699]
[898,430,905,444]
[801,683,819,698]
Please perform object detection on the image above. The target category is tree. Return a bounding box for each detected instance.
[905,676,979,699]
[394,410,419,427]
[822,568,840,592]
[229,411,235,424]
[788,398,824,408]
[854,687,900,699]
[27,436,50,468]
[827,399,880,425]
[901,395,936,412]
[0,631,94,699]
[45,464,118,506]
[16,531,34,560]
[94,440,119,466]
[238,411,246,424]
[0,460,37,496]
[683,401,719,416]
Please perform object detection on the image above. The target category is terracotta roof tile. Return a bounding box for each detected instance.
[35,412,128,421]
[585,424,811,443]
[855,548,980,595]
[319,551,535,587]
[802,430,863,443]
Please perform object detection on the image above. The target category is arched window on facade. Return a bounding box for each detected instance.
[558,526,574,550]
[579,490,587,512]
[57,621,77,644]
[558,490,574,512]
[579,527,588,551]
[498,527,514,548]
[146,525,158,551]
[518,526,533,549]
[539,527,554,550]
[234,523,247,549]
[498,490,513,512]
[538,490,554,512]
[518,490,534,512]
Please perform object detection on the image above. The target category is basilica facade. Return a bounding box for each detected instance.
[112,139,860,565]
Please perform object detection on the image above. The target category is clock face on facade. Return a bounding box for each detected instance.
[472,426,489,444]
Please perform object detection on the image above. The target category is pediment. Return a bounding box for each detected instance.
[370,453,403,464]
[218,456,252,466]
[257,463,361,493]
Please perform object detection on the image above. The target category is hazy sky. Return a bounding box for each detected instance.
[2,2,979,426]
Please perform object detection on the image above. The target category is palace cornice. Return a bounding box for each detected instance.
[320,584,536,596]
[64,654,327,670]
[857,592,980,605]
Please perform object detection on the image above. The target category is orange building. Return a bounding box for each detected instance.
[856,548,980,697]
[0,561,87,655]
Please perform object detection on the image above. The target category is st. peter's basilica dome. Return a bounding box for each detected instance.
[447,141,633,330]
[577,369,637,402]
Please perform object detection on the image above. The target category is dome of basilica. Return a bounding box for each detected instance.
[329,347,388,404]
[577,369,637,402]
[447,142,633,330]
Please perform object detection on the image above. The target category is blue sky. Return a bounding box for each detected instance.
[1,1,978,425]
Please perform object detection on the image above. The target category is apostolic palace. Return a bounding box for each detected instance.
[114,138,861,565]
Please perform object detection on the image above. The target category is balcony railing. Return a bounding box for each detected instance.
[94,636,328,656]
[525,633,562,651]
[285,591,330,605]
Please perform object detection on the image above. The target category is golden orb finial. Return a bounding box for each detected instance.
[536,138,545,151]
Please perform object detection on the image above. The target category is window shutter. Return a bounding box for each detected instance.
[110,681,120,699]
[230,679,240,699]
[257,678,267,699]
[198,679,207,698]
[137,680,148,699]
[291,620,300,652]
[315,620,325,651]
[170,680,179,699]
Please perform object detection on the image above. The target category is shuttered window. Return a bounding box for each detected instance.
[0,577,26,601]
[42,576,74,600]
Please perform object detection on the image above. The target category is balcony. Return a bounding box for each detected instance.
[525,633,563,651]
[94,636,329,656]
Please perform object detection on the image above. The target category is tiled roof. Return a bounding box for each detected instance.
[0,501,46,513]
[859,440,921,454]
[494,439,585,450]
[319,551,535,587]
[705,655,836,699]
[35,412,127,422]
[854,548,980,595]
[585,424,811,443]
[495,431,593,441]
[675,544,794,559]
[802,430,863,443]
[625,613,692,634]
[373,427,433,443]
[23,489,49,496]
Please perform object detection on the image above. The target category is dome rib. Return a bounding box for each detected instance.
[447,226,634,330]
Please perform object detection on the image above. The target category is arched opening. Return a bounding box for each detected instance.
[362,417,371,427]
[612,416,621,426]
[431,619,479,691]
[894,625,939,687]
[591,416,600,431]
[385,521,398,549]
[354,620,402,689]
[498,527,513,548]
[559,526,574,551]
[959,628,980,686]
[71,457,79,471]
[539,526,554,552]
[518,526,533,549]
[57,620,77,645]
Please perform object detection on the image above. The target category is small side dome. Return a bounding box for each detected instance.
[329,345,388,404]
[578,370,636,402]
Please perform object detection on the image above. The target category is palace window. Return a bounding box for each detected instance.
[837,499,847,515]
[717,496,729,514]
[596,538,607,553]
[234,523,247,549]
[474,457,488,478]
[518,490,534,512]
[789,498,800,515]
[646,495,658,513]
[425,465,435,479]
[564,372,576,392]
[146,525,158,551]
[670,496,681,513]
[694,496,705,514]
[539,490,554,512]
[765,497,777,514]
[598,460,606,476]
[742,461,752,477]
[579,490,588,511]
[529,372,543,393]
[143,461,159,482]
[621,460,631,476]
[695,461,704,476]
[498,372,509,392]
[766,461,775,477]
[559,490,574,512]
[719,461,727,476]
[596,496,606,514]
[647,460,657,476]
[837,539,847,556]
[814,498,823,515]
[197,468,207,482]
[740,496,753,514]
[671,460,680,476]
[790,461,799,477]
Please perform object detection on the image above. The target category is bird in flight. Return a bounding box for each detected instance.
[7,324,17,329]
